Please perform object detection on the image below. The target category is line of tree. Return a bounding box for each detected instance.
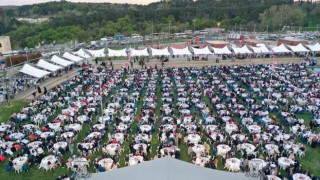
[0,0,319,49]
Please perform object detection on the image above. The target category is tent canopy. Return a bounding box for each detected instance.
[73,48,91,58]
[251,44,270,54]
[19,64,51,78]
[89,157,248,180]
[171,47,192,56]
[50,55,74,67]
[191,46,214,55]
[307,43,320,52]
[212,45,232,55]
[232,45,253,54]
[63,52,84,62]
[149,47,171,56]
[107,48,127,57]
[271,44,292,53]
[288,43,310,52]
[36,59,62,72]
[129,48,149,57]
[87,48,106,57]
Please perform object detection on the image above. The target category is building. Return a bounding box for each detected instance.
[277,38,308,46]
[242,39,270,47]
[205,40,229,48]
[0,36,12,53]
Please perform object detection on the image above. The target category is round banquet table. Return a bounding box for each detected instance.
[120,116,131,123]
[0,124,10,132]
[135,133,150,142]
[13,156,28,171]
[86,132,101,139]
[129,156,144,166]
[225,158,241,172]
[267,125,279,130]
[98,116,111,124]
[27,141,42,149]
[261,117,273,124]
[249,158,267,170]
[238,143,255,154]
[103,144,120,155]
[267,175,281,180]
[93,124,105,130]
[217,144,231,156]
[163,124,173,131]
[40,132,55,139]
[247,125,261,134]
[242,118,253,125]
[225,124,238,134]
[61,132,75,139]
[133,143,148,153]
[113,133,124,142]
[183,117,193,124]
[205,125,217,133]
[77,115,87,124]
[98,158,114,170]
[292,173,311,180]
[9,133,25,140]
[117,124,128,132]
[210,133,224,142]
[192,144,205,154]
[53,142,68,150]
[40,155,57,170]
[278,157,294,170]
[66,123,81,132]
[231,134,245,141]
[195,156,209,167]
[184,124,197,133]
[72,158,89,167]
[187,134,201,144]
[274,134,290,142]
[181,109,191,115]
[48,123,61,131]
[221,116,231,122]
[23,124,39,130]
[140,125,152,133]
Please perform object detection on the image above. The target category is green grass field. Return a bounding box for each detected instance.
[0,68,319,180]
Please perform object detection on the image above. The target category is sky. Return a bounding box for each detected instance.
[0,0,160,6]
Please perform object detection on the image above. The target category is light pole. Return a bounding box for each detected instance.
[193,19,196,34]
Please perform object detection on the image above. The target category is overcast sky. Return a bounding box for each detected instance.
[0,0,160,6]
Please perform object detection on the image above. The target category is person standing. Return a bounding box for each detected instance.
[44,86,47,95]
[37,86,42,94]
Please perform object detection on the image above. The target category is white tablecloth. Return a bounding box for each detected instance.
[103,144,120,155]
[140,125,152,133]
[187,134,201,144]
[98,158,114,170]
[53,142,68,150]
[9,133,25,140]
[133,143,148,153]
[129,156,144,166]
[13,157,28,171]
[225,124,238,134]
[117,124,128,132]
[278,157,294,170]
[66,123,82,131]
[113,133,124,142]
[225,158,241,172]
[247,125,261,134]
[292,173,311,180]
[217,144,231,156]
[192,144,205,154]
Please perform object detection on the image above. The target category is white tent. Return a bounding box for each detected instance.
[149,47,171,56]
[19,64,51,78]
[87,48,106,57]
[251,44,270,54]
[50,55,74,67]
[191,46,214,55]
[211,45,232,55]
[107,48,127,57]
[171,47,192,56]
[129,48,149,57]
[307,43,320,52]
[63,52,84,62]
[271,44,292,53]
[36,59,62,72]
[73,48,91,58]
[288,43,310,53]
[232,45,253,54]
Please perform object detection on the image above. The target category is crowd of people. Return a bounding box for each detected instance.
[0,61,319,180]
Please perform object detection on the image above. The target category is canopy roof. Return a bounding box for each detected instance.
[107,48,127,57]
[87,48,106,57]
[171,47,192,56]
[36,59,62,72]
[50,55,74,67]
[271,44,292,53]
[63,52,84,62]
[307,43,320,52]
[251,44,270,54]
[212,45,232,55]
[19,64,51,78]
[73,48,91,58]
[191,46,214,55]
[149,47,171,56]
[232,45,253,54]
[288,43,310,52]
[89,157,248,180]
[129,48,149,57]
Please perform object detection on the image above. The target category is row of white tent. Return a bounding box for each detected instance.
[73,43,320,58]
[19,52,84,78]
